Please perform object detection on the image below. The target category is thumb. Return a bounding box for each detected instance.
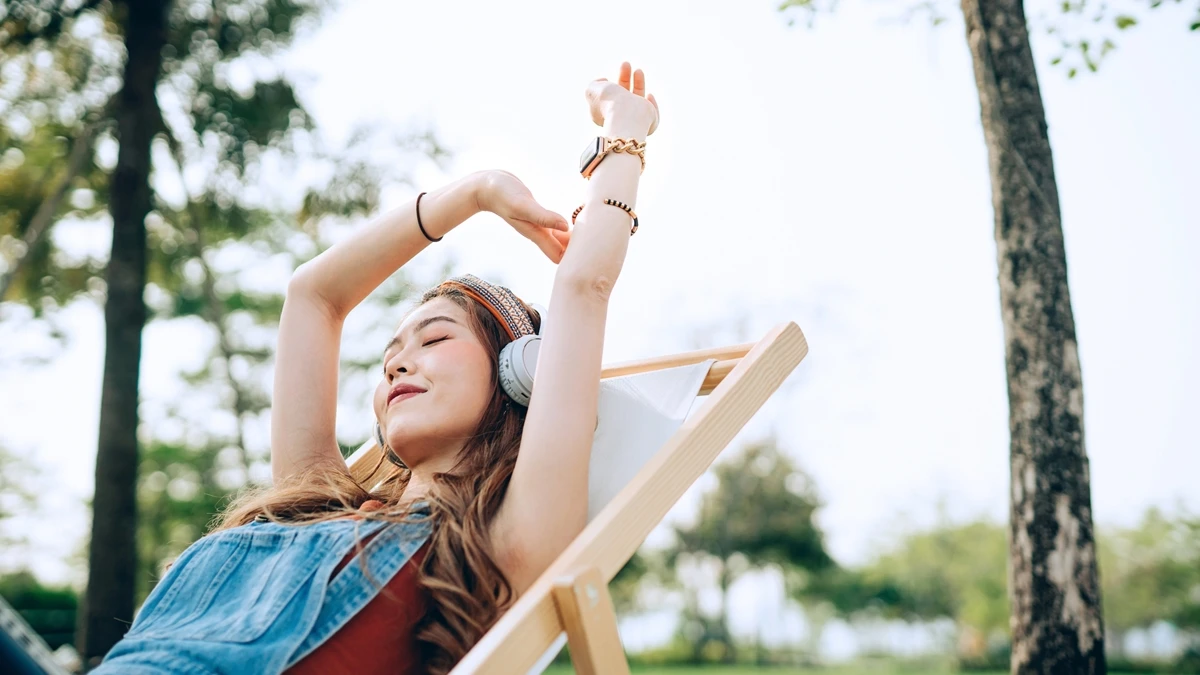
[527,202,568,231]
[543,210,569,232]
[511,194,567,231]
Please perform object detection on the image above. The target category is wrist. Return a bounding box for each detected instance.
[603,103,655,140]
[466,171,492,215]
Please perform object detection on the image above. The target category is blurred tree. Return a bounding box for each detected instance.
[609,551,649,617]
[670,440,831,663]
[0,443,37,557]
[1098,508,1200,658]
[134,439,232,604]
[1,0,443,665]
[804,519,1010,662]
[0,570,78,651]
[798,509,1200,666]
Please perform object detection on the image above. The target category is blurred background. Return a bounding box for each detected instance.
[0,0,1197,672]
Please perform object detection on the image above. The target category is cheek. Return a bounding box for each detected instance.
[373,380,389,416]
[436,342,494,402]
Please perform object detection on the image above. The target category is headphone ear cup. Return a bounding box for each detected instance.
[498,334,540,406]
[528,303,548,335]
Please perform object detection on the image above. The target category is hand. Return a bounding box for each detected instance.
[586,62,660,136]
[475,170,570,263]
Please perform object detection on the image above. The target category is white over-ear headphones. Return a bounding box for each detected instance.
[497,302,545,406]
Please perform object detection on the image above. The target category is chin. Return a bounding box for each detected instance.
[384,417,450,453]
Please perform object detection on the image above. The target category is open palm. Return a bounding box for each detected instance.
[586,62,660,135]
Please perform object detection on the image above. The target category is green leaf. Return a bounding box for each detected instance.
[1068,67,1078,78]
[1115,15,1138,29]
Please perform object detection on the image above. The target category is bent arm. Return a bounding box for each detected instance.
[271,175,483,484]
[497,108,653,590]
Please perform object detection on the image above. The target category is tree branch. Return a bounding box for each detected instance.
[0,116,101,302]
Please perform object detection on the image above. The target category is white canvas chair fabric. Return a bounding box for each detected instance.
[586,361,713,522]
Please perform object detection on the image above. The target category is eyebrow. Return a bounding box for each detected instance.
[383,316,459,357]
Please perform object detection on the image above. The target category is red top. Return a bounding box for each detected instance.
[286,500,430,675]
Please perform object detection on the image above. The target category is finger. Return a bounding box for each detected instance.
[632,69,646,97]
[513,219,565,259]
[518,197,569,231]
[540,209,569,232]
[618,62,632,90]
[647,93,660,135]
[550,228,571,249]
[528,227,565,263]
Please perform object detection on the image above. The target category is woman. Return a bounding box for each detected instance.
[92,62,659,675]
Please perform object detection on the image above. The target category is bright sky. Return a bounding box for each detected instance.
[2,0,1198,614]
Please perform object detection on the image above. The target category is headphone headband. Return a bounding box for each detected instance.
[438,274,536,341]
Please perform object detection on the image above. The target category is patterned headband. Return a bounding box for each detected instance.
[437,274,536,341]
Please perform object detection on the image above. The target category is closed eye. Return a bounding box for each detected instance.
[422,336,450,347]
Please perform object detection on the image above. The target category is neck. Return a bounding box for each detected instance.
[399,443,462,501]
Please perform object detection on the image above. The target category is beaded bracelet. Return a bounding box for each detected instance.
[571,199,639,236]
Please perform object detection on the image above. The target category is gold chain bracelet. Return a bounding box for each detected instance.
[608,138,646,172]
[571,199,639,236]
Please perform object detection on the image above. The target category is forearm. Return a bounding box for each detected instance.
[555,109,651,288]
[289,173,484,318]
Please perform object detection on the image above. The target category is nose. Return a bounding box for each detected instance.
[385,353,412,382]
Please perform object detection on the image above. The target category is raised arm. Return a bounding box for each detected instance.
[271,174,567,484]
[494,63,660,590]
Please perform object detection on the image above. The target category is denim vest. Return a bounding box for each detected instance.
[92,513,432,675]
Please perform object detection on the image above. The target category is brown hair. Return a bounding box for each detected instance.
[215,284,539,674]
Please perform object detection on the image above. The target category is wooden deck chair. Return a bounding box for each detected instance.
[344,321,808,675]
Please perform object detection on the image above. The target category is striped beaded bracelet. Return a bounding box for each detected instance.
[571,199,639,236]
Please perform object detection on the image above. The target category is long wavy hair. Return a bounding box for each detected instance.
[214,283,538,674]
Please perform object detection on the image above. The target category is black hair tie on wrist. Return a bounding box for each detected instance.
[416,192,442,243]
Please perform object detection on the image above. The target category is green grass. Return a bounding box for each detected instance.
[542,662,1003,667]
[544,665,1168,675]
[544,669,1163,675]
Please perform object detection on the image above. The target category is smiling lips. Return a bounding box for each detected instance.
[387,384,427,407]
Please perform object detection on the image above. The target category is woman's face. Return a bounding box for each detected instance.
[373,297,495,468]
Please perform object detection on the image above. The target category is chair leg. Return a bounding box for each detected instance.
[551,567,631,675]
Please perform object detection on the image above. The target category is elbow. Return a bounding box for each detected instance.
[287,262,344,319]
[287,261,319,297]
[555,271,616,304]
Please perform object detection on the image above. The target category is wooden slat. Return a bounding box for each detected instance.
[551,567,630,675]
[450,322,808,674]
[346,441,388,486]
[600,341,753,380]
[699,359,736,396]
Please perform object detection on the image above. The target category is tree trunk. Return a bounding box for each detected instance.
[77,0,169,668]
[959,0,1106,672]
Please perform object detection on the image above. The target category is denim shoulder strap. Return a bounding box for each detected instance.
[285,516,433,667]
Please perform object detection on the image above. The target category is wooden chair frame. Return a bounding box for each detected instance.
[345,322,808,674]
